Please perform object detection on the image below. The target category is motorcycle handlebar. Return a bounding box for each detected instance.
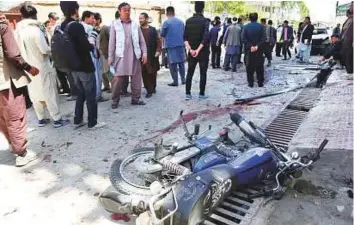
[230,112,243,125]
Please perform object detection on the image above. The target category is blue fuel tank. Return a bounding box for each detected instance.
[228,147,278,185]
[193,151,228,173]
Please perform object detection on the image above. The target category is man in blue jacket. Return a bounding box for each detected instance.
[280,20,294,60]
[242,13,265,87]
[209,20,221,68]
[161,6,186,86]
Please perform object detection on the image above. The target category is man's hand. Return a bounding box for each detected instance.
[141,56,148,65]
[189,49,196,57]
[28,66,39,76]
[251,46,258,52]
[108,59,113,66]
[193,49,200,58]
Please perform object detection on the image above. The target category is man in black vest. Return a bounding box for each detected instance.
[184,1,210,100]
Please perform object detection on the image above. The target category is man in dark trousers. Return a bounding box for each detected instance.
[139,12,161,98]
[340,8,353,74]
[184,1,210,100]
[280,20,294,60]
[275,25,283,57]
[209,20,221,68]
[242,13,265,88]
[60,1,105,129]
[260,18,276,66]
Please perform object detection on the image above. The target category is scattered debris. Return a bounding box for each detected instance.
[93,192,99,197]
[53,160,57,163]
[42,154,52,163]
[41,141,52,148]
[103,159,108,162]
[336,205,345,213]
[60,142,73,149]
[3,208,18,216]
[27,127,36,133]
[293,179,337,199]
[111,213,131,222]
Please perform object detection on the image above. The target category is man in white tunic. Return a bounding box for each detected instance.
[15,3,69,128]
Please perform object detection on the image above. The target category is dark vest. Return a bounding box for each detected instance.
[185,14,207,49]
[146,26,158,59]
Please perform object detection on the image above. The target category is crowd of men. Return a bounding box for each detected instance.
[0,1,353,167]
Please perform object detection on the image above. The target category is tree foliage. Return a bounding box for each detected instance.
[281,1,310,18]
[206,1,250,16]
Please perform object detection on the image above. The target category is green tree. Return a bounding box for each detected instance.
[206,1,249,17]
[281,1,310,18]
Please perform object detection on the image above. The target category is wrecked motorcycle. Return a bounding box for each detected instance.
[100,112,328,225]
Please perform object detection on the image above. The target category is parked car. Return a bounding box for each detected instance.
[311,27,331,56]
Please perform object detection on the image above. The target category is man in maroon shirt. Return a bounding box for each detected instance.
[0,13,40,167]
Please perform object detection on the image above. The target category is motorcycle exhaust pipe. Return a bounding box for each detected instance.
[230,112,266,145]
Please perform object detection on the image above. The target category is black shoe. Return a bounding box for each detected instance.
[212,66,216,69]
[168,83,178,87]
[267,62,271,67]
[102,87,110,92]
[216,66,221,69]
[248,83,254,88]
[282,58,287,60]
[182,81,186,85]
[131,101,146,105]
[258,84,264,87]
[232,69,237,72]
[145,93,152,98]
[152,89,156,94]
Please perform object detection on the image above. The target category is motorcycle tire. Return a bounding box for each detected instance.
[110,148,155,197]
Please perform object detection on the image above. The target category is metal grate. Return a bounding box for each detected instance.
[265,109,308,149]
[287,88,322,112]
[203,187,263,225]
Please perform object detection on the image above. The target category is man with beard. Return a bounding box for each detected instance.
[139,12,161,98]
[298,16,314,63]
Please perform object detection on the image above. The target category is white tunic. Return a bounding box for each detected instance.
[14,19,57,102]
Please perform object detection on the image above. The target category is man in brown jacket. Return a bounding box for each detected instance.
[0,15,39,167]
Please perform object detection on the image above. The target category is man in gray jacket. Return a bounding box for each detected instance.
[0,14,39,167]
[261,18,277,66]
[223,17,242,72]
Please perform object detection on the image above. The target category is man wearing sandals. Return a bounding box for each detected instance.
[108,2,148,109]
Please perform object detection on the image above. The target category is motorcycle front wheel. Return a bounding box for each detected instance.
[110,148,157,197]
